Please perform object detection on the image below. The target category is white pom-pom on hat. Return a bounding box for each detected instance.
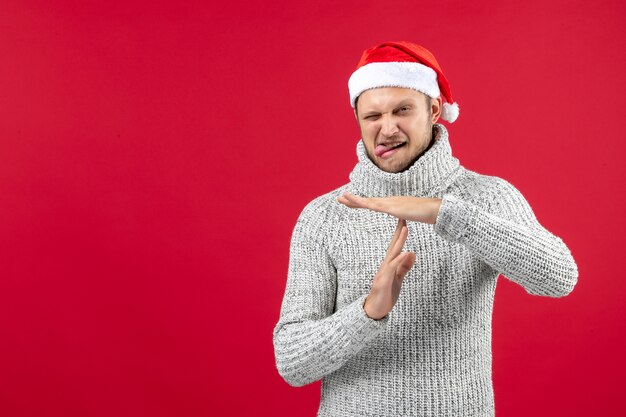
[349,41,460,123]
[441,102,459,123]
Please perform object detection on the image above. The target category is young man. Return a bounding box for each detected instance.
[273,41,578,417]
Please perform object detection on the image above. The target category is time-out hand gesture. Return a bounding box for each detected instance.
[337,192,442,225]
[364,218,417,320]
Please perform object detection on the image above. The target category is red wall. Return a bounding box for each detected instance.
[0,1,624,416]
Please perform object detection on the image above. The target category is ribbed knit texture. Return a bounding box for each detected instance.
[273,123,578,417]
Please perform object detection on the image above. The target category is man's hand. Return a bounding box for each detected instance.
[337,192,442,225]
[364,218,417,320]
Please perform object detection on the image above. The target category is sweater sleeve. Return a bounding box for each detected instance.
[433,179,578,297]
[273,199,388,387]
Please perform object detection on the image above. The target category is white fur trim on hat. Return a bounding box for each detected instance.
[348,61,440,107]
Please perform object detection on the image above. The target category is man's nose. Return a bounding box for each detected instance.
[380,116,399,137]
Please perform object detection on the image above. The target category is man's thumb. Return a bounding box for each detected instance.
[395,252,416,278]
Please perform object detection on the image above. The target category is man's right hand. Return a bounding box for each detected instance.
[363,218,416,320]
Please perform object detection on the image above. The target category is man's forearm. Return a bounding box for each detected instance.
[434,193,578,297]
[273,294,387,386]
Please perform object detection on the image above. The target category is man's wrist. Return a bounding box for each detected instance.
[362,296,386,321]
[426,198,443,225]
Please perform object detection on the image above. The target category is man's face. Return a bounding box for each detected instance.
[355,87,441,173]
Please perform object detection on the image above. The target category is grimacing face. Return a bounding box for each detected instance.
[354,87,442,173]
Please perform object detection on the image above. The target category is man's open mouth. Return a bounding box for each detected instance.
[374,142,407,157]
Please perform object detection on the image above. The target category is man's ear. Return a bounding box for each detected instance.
[431,96,442,123]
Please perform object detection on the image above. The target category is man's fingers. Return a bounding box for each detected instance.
[337,194,360,208]
[384,219,404,261]
[339,192,370,209]
[340,192,390,213]
[387,220,408,261]
[385,224,407,263]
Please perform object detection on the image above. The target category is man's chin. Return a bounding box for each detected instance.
[365,148,419,173]
[375,159,412,173]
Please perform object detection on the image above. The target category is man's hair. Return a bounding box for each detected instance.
[355,92,432,120]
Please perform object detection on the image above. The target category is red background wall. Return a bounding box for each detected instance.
[0,1,624,416]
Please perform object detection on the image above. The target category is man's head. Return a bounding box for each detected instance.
[354,87,442,173]
[348,41,459,172]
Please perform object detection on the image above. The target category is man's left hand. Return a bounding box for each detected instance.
[337,192,443,225]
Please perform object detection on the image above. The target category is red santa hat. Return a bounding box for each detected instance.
[348,41,459,123]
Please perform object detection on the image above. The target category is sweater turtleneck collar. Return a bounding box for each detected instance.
[348,123,462,197]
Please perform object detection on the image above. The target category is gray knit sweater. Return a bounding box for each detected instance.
[273,123,578,417]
